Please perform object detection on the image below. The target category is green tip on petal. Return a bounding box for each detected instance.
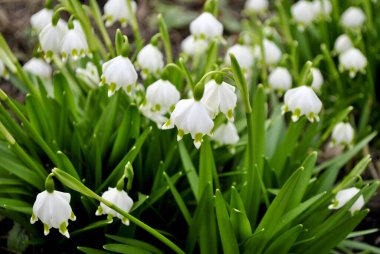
[95,206,103,216]
[43,223,50,236]
[59,222,70,238]
[122,217,130,226]
[30,213,37,224]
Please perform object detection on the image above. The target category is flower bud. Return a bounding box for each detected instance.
[190,12,223,40]
[331,122,354,147]
[334,34,353,55]
[328,187,364,215]
[30,8,54,33]
[212,122,239,145]
[341,7,366,30]
[137,44,164,78]
[23,58,52,79]
[339,48,367,78]
[311,68,323,91]
[104,0,137,27]
[268,67,292,94]
[244,0,269,14]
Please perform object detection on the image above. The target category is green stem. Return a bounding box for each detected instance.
[158,14,173,63]
[126,0,143,52]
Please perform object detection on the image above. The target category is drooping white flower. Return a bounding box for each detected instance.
[328,187,364,215]
[224,44,254,73]
[163,99,214,149]
[136,44,164,77]
[60,28,89,61]
[268,67,292,93]
[341,7,366,30]
[181,35,208,56]
[331,122,354,147]
[39,20,68,61]
[212,122,239,145]
[254,39,282,66]
[100,55,138,96]
[30,8,54,33]
[190,12,223,40]
[96,187,134,225]
[244,0,269,14]
[201,79,237,121]
[339,48,367,78]
[0,60,9,79]
[282,85,322,122]
[313,0,332,17]
[311,68,324,91]
[104,0,137,27]
[334,34,353,55]
[145,79,180,113]
[140,103,168,128]
[76,62,100,87]
[23,58,52,78]
[291,1,317,30]
[30,190,76,238]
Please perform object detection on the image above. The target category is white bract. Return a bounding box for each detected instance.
[190,12,223,40]
[96,187,134,225]
[311,68,324,91]
[100,55,138,96]
[201,79,237,121]
[145,79,180,113]
[181,35,208,56]
[291,1,316,30]
[244,0,269,14]
[328,187,364,215]
[23,58,52,78]
[224,44,254,73]
[212,122,239,145]
[76,62,100,87]
[334,34,353,55]
[30,190,76,238]
[341,7,366,30]
[60,28,89,61]
[282,85,322,122]
[163,99,214,149]
[331,122,354,147]
[254,39,282,66]
[39,20,67,61]
[313,0,332,17]
[137,44,164,77]
[339,48,367,78]
[30,8,54,33]
[268,67,292,93]
[104,0,137,27]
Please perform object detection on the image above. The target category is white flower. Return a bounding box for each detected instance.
[181,35,208,56]
[60,28,89,61]
[313,0,332,16]
[212,122,239,145]
[190,12,223,40]
[163,99,214,149]
[201,79,237,121]
[331,122,354,147]
[245,0,269,14]
[225,44,254,73]
[76,62,100,87]
[291,1,316,30]
[328,187,364,215]
[39,20,67,61]
[145,79,180,113]
[30,8,54,33]
[268,67,292,93]
[137,44,164,77]
[30,190,76,238]
[96,187,134,225]
[104,0,137,27]
[0,60,9,79]
[282,85,322,122]
[311,68,324,91]
[341,7,366,30]
[140,103,168,128]
[334,34,353,55]
[339,48,367,78]
[100,55,138,96]
[254,39,282,66]
[23,58,52,78]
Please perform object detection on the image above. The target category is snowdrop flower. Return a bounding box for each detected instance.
[96,187,134,225]
[76,62,100,87]
[311,68,323,91]
[181,35,208,56]
[268,67,292,94]
[341,7,366,30]
[39,21,67,61]
[30,8,54,33]
[23,58,52,78]
[137,44,164,78]
[244,0,269,14]
[100,55,138,96]
[328,187,364,215]
[291,1,316,30]
[282,85,322,122]
[212,122,239,145]
[140,103,168,128]
[145,79,180,113]
[224,44,254,74]
[334,34,353,55]
[313,0,332,17]
[31,190,76,238]
[0,60,9,79]
[331,122,354,147]
[339,48,367,78]
[254,39,282,66]
[60,27,89,61]
[190,12,223,40]
[201,79,237,121]
[104,0,137,27]
[163,99,214,149]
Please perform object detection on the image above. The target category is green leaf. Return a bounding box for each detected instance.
[56,151,80,180]
[339,240,380,254]
[103,244,152,254]
[0,198,32,214]
[230,186,252,242]
[264,224,304,254]
[71,219,113,236]
[78,246,110,254]
[178,141,199,201]
[106,235,164,254]
[198,137,215,197]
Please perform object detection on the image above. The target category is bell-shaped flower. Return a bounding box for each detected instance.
[23,58,52,79]
[312,0,332,17]
[341,7,366,30]
[39,20,67,61]
[334,34,353,55]
[0,60,9,79]
[268,67,292,94]
[282,85,322,122]
[163,99,214,149]
[291,1,317,30]
[212,122,239,145]
[140,103,168,128]
[331,122,354,148]
[76,62,100,87]
[225,44,254,74]
[31,8,54,33]
[328,187,364,215]
[244,0,269,14]
[201,79,237,121]
[104,0,137,27]
[60,27,89,61]
[100,55,138,96]
[96,187,133,225]
[190,12,223,40]
[254,39,282,66]
[338,48,367,78]
[30,190,76,238]
[145,79,180,114]
[136,44,164,78]
[181,35,208,56]
[311,68,323,91]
